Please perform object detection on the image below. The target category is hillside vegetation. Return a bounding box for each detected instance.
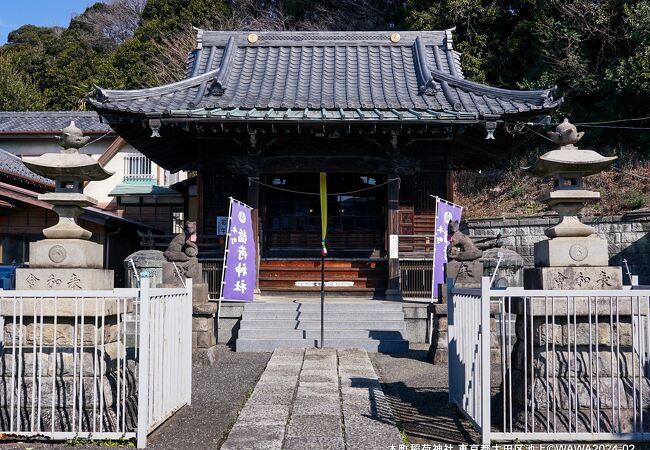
[455,152,650,219]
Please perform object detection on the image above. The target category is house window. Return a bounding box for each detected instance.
[172,208,184,234]
[124,152,154,182]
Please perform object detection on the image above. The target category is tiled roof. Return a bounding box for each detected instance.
[0,111,113,135]
[0,148,54,188]
[90,30,558,122]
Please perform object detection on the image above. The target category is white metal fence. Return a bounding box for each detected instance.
[447,279,491,442]
[124,152,155,183]
[0,276,192,448]
[448,277,650,442]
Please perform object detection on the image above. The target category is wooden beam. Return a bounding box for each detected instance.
[227,155,420,175]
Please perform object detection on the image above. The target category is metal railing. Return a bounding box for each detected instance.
[400,259,433,299]
[448,277,650,442]
[200,259,223,299]
[398,235,435,299]
[0,277,192,448]
[124,152,155,183]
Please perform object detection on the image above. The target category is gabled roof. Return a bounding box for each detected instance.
[0,111,113,135]
[90,30,558,122]
[0,148,54,189]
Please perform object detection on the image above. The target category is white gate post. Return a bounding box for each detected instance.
[480,276,491,443]
[185,277,193,406]
[446,277,454,406]
[137,274,151,449]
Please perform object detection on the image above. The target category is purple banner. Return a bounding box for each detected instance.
[221,200,256,302]
[432,198,463,300]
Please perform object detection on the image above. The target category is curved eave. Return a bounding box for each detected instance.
[93,69,217,103]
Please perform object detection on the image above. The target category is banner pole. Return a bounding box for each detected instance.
[428,197,440,345]
[320,251,325,349]
[319,172,327,350]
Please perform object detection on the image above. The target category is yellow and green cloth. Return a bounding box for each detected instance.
[320,172,327,256]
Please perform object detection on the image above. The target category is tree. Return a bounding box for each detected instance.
[405,0,650,157]
[0,54,48,110]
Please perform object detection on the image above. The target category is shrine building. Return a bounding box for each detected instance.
[89,29,559,299]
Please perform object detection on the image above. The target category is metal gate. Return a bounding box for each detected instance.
[0,275,192,448]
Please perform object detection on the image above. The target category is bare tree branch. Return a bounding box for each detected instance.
[77,0,146,49]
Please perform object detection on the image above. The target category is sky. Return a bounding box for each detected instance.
[0,0,99,44]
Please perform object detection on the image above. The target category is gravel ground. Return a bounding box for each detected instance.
[0,346,270,450]
[371,346,480,445]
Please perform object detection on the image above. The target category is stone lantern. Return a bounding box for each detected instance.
[15,122,115,290]
[523,119,622,289]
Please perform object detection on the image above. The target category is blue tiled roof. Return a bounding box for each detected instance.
[0,149,54,188]
[90,30,558,122]
[0,111,113,134]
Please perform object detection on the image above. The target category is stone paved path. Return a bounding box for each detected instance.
[222,348,403,450]
[371,349,480,445]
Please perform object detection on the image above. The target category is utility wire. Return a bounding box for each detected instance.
[81,131,113,149]
[251,177,398,196]
[572,116,650,125]
[517,114,650,131]
[571,125,650,130]
[524,125,556,143]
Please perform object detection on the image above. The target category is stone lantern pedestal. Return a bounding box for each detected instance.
[505,120,643,432]
[14,122,114,290]
[522,119,622,290]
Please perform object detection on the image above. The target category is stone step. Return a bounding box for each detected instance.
[239,319,406,331]
[238,328,407,340]
[241,311,405,321]
[235,338,409,353]
[242,302,404,312]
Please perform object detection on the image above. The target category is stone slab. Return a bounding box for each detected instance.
[16,267,114,290]
[286,415,343,438]
[162,260,202,286]
[236,404,291,426]
[0,296,130,317]
[192,282,209,304]
[292,397,341,416]
[193,301,218,316]
[524,266,623,290]
[29,239,104,269]
[445,261,483,288]
[221,424,285,450]
[283,436,345,450]
[534,236,609,267]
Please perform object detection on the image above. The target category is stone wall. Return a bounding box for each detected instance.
[508,297,650,432]
[1,298,137,432]
[463,211,650,285]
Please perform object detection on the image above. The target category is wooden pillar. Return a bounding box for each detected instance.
[446,169,456,203]
[196,171,204,235]
[386,172,401,300]
[248,174,261,295]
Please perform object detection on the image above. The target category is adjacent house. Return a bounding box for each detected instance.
[0,111,186,234]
